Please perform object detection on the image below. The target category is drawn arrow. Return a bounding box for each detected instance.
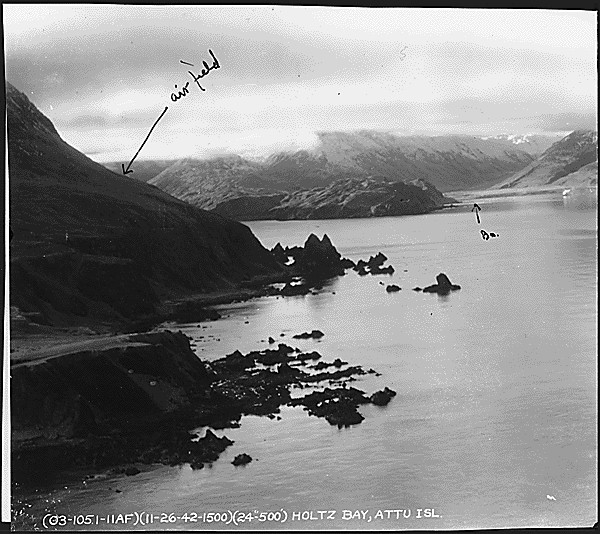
[122,106,169,175]
[471,203,482,224]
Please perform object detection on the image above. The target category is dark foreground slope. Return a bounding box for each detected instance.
[7,82,281,327]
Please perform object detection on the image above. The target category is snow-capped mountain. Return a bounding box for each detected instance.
[493,130,598,189]
[479,133,563,156]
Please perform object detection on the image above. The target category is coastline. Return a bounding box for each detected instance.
[11,328,394,486]
[10,195,597,531]
[10,236,395,487]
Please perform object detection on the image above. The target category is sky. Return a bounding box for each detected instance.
[4,5,598,163]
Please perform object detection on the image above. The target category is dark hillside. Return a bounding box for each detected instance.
[7,82,280,326]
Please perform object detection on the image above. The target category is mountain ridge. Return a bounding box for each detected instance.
[148,131,536,219]
[478,133,563,156]
[493,130,598,189]
[7,81,281,326]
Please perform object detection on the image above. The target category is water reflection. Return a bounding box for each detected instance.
[562,187,598,211]
[14,197,597,530]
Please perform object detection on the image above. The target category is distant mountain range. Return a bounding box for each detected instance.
[103,133,562,189]
[493,130,598,189]
[98,128,594,220]
[7,81,280,325]
[140,131,551,220]
[148,155,272,209]
[478,133,562,156]
[150,132,535,198]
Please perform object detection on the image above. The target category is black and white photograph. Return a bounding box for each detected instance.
[3,3,598,530]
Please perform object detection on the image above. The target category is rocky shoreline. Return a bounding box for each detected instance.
[11,234,391,485]
[12,232,461,489]
[12,330,396,485]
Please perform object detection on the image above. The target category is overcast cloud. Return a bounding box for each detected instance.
[4,5,597,162]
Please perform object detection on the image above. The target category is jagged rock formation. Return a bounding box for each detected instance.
[11,329,395,481]
[271,233,349,280]
[422,273,461,295]
[353,252,394,276]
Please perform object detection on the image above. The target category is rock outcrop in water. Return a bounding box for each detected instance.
[370,387,398,406]
[293,233,345,279]
[280,282,312,296]
[293,330,325,339]
[232,453,253,466]
[11,330,396,482]
[354,252,395,276]
[422,273,461,295]
[289,386,371,428]
[271,233,355,281]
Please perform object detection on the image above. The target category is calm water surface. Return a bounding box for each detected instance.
[15,194,597,530]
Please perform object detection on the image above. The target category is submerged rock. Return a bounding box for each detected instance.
[386,284,401,293]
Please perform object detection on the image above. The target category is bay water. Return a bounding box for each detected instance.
[14,193,597,530]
